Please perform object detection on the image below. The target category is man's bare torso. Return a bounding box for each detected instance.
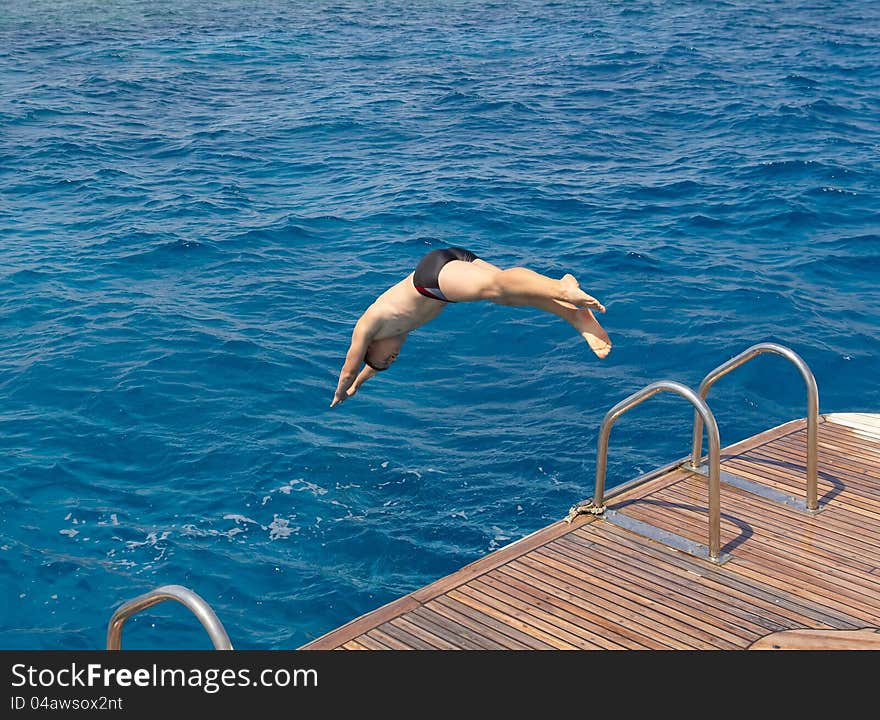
[366,273,445,340]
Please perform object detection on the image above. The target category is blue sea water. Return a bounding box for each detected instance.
[1,0,878,650]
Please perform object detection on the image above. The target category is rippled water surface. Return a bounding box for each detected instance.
[1,1,878,649]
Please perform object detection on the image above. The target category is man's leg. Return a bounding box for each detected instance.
[439,259,611,358]
[438,260,605,311]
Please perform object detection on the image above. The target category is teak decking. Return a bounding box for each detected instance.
[301,413,880,650]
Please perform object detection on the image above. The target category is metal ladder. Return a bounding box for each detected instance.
[106,584,232,650]
[686,342,820,513]
[568,341,820,564]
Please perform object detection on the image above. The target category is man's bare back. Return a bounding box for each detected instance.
[331,247,611,407]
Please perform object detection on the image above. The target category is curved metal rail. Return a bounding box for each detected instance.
[106,584,233,650]
[688,342,819,512]
[592,380,724,562]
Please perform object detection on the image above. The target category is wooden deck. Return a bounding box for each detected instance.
[301,413,880,650]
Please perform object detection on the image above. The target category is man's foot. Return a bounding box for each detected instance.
[560,274,606,313]
[572,308,612,359]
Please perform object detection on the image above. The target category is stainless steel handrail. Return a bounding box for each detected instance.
[106,584,233,650]
[688,342,819,512]
[593,380,723,561]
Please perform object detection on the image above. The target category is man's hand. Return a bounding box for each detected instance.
[330,385,359,408]
[330,364,377,408]
[330,393,346,408]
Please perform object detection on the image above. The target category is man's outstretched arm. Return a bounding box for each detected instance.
[331,316,377,407]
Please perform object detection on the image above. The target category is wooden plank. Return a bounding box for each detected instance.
[768,448,880,498]
[468,576,629,649]
[386,616,456,650]
[536,538,753,643]
[427,595,556,650]
[453,582,610,649]
[365,627,418,650]
[548,535,788,637]
[573,419,810,513]
[813,429,880,460]
[755,424,880,468]
[639,473,880,567]
[490,564,668,649]
[340,640,370,650]
[724,556,880,625]
[528,545,727,647]
[623,493,880,616]
[549,537,765,645]
[722,422,880,464]
[722,455,880,522]
[751,440,880,497]
[717,449,876,516]
[693,470,880,559]
[503,555,712,649]
[814,423,880,456]
[446,586,585,649]
[774,425,880,469]
[585,519,864,628]
[650,472,880,569]
[354,632,395,650]
[719,456,830,501]
[659,479,880,586]
[407,601,526,650]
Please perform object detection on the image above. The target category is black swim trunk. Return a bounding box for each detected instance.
[412,247,479,302]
